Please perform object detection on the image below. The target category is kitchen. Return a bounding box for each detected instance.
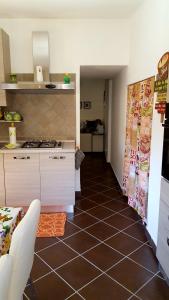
[0,1,169,298]
[0,29,76,213]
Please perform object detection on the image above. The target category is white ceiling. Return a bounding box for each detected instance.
[80,66,126,79]
[0,0,143,19]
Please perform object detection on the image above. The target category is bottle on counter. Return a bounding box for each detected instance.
[9,122,16,145]
[64,73,70,84]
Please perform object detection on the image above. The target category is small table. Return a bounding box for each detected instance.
[0,207,23,256]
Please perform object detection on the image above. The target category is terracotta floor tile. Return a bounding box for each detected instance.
[25,272,74,300]
[129,244,159,273]
[70,212,98,229]
[85,221,118,240]
[136,276,169,300]
[123,223,148,242]
[30,255,51,281]
[75,198,98,211]
[35,237,58,252]
[107,257,153,293]
[87,205,115,219]
[90,183,110,192]
[103,200,128,212]
[64,231,99,253]
[103,188,122,199]
[57,256,101,290]
[59,221,81,240]
[120,207,141,221]
[80,274,132,300]
[105,232,143,255]
[81,188,97,197]
[83,243,124,271]
[29,153,168,299]
[38,241,77,269]
[104,213,135,230]
[73,207,82,216]
[68,293,84,299]
[88,193,112,204]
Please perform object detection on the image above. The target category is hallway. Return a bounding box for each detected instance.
[25,153,169,300]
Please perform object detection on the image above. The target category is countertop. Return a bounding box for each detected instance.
[0,140,75,154]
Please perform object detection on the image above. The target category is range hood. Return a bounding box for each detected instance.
[0,82,75,90]
[0,31,75,91]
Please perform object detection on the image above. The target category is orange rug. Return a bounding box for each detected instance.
[37,213,67,237]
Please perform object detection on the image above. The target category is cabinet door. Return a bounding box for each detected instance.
[4,153,40,206]
[0,154,5,206]
[40,153,75,205]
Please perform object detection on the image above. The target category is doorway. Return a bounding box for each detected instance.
[80,65,124,162]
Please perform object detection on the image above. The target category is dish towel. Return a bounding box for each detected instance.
[75,149,85,170]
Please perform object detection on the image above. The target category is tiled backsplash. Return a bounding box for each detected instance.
[0,74,76,140]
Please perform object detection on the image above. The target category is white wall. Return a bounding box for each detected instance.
[0,18,130,146]
[80,78,105,121]
[111,0,169,245]
[0,18,130,191]
[111,67,128,187]
[129,0,169,246]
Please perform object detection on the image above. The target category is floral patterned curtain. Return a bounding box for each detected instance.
[123,77,155,221]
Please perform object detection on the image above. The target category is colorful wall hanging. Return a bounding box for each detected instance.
[123,76,155,222]
[154,52,169,122]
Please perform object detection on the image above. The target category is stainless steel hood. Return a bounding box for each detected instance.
[0,82,75,90]
[0,30,75,92]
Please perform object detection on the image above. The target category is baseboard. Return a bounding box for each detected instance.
[75,191,81,200]
[144,226,157,255]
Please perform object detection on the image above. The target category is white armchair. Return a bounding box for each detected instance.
[0,199,41,300]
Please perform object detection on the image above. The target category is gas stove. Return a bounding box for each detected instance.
[22,140,63,149]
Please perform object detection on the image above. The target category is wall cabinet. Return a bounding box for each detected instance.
[156,177,169,279]
[4,153,40,206]
[40,153,75,205]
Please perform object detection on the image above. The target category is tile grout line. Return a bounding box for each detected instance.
[73,206,149,243]
[55,241,147,295]
[63,220,157,276]
[35,239,60,254]
[128,271,160,299]
[68,209,145,245]
[23,292,30,300]
[59,238,135,298]
[35,252,79,296]
[29,167,159,298]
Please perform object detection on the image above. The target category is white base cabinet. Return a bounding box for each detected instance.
[2,152,75,209]
[157,177,169,279]
[4,153,40,206]
[40,153,75,205]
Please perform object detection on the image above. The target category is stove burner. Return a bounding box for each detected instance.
[22,140,63,149]
[22,141,41,148]
[40,140,56,148]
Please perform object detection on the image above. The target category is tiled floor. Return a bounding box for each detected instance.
[24,153,169,300]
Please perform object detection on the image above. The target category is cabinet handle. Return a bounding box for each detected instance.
[167,238,169,247]
[49,156,66,160]
[13,156,30,160]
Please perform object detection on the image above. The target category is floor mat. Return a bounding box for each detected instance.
[37,213,67,237]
